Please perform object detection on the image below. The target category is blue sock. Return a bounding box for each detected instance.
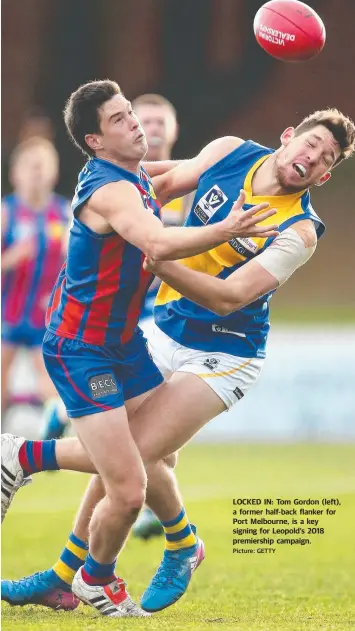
[81,553,116,586]
[19,440,59,475]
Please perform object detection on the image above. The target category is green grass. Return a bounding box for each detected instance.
[2,443,355,631]
[271,304,355,324]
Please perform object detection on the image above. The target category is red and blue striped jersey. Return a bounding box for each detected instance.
[46,158,161,346]
[2,193,68,328]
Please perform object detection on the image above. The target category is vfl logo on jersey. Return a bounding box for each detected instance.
[212,324,246,338]
[229,236,258,258]
[194,185,228,224]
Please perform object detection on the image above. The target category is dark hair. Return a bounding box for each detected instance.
[294,108,355,166]
[63,80,122,156]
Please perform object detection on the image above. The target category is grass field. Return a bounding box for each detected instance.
[2,443,355,631]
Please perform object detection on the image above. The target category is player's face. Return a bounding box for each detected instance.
[134,104,177,160]
[93,95,147,161]
[11,146,59,194]
[275,124,341,192]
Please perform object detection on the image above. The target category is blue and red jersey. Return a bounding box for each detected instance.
[2,193,68,329]
[46,158,161,346]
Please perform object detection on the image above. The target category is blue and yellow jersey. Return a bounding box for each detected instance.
[47,158,161,346]
[154,140,325,359]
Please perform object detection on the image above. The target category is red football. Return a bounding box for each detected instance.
[253,0,326,61]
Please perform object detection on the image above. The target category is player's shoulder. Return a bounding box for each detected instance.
[197,136,245,174]
[204,135,245,160]
[290,219,317,247]
[90,178,141,211]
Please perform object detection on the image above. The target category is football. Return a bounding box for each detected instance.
[254,0,326,61]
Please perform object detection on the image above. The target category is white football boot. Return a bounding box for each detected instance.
[1,433,32,522]
[72,568,151,617]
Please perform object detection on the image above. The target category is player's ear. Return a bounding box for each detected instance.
[85,134,103,153]
[314,171,331,187]
[280,127,295,146]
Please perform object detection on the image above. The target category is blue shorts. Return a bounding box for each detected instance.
[1,320,46,348]
[42,329,164,418]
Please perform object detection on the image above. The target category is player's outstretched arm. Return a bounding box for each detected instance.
[151,136,245,205]
[144,221,317,314]
[142,160,183,178]
[91,184,279,261]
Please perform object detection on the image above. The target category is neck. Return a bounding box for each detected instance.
[95,150,141,176]
[16,189,52,210]
[252,154,287,196]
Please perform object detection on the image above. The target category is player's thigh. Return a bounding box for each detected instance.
[41,332,146,494]
[71,407,146,499]
[129,372,226,464]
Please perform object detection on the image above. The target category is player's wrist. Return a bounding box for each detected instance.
[214,220,232,244]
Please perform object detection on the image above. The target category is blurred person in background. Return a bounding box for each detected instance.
[1,137,69,425]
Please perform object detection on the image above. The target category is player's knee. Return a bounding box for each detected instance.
[163,451,178,469]
[108,471,147,519]
[119,481,146,519]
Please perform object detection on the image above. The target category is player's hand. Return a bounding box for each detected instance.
[221,190,279,239]
[143,256,162,274]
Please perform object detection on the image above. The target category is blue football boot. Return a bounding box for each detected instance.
[141,525,205,612]
[1,568,80,610]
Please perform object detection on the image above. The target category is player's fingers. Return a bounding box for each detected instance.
[244,208,277,227]
[232,189,246,210]
[241,201,270,218]
[249,226,280,237]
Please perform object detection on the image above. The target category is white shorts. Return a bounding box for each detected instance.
[146,323,264,409]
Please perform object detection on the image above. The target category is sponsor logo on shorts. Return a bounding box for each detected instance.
[233,386,244,400]
[89,373,118,399]
[202,357,220,372]
[212,324,246,338]
[194,185,228,224]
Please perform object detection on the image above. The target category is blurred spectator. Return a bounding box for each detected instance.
[1,137,69,416]
[133,93,192,227]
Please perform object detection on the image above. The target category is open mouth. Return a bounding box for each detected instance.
[293,163,307,178]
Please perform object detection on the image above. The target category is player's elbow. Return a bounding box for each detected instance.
[215,300,242,316]
[215,282,244,316]
[144,237,169,261]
